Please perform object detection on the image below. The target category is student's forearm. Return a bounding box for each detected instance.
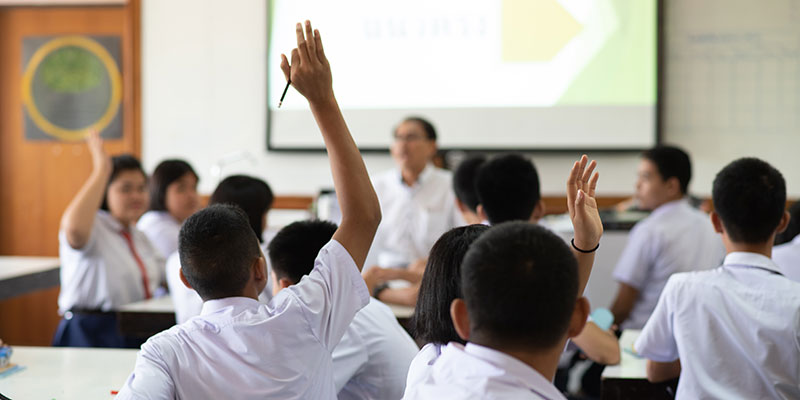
[61,169,109,249]
[610,283,638,325]
[572,322,620,365]
[572,250,595,296]
[376,285,419,307]
[646,359,681,383]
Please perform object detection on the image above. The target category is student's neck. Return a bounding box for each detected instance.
[474,340,563,381]
[401,165,426,186]
[724,239,774,258]
[653,195,684,210]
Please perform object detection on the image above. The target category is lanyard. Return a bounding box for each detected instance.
[120,229,153,299]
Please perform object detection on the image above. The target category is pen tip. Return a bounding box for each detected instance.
[278,101,282,108]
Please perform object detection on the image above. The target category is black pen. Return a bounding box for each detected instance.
[278,79,291,108]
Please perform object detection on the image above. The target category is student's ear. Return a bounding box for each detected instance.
[455,198,468,213]
[252,255,267,283]
[450,298,471,341]
[710,211,725,234]
[776,210,791,234]
[477,204,488,222]
[566,296,590,338]
[665,177,681,197]
[531,199,546,222]
[277,277,293,290]
[179,268,193,289]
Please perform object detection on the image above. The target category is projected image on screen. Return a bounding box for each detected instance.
[268,0,657,150]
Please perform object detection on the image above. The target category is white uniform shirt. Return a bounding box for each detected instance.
[366,164,463,268]
[613,199,724,329]
[137,210,181,258]
[404,342,445,396]
[635,252,800,400]
[166,242,274,324]
[333,298,419,400]
[773,235,800,283]
[117,240,370,400]
[58,210,164,313]
[403,342,567,400]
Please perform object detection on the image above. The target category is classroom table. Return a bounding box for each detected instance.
[601,329,678,400]
[0,346,138,399]
[0,256,60,301]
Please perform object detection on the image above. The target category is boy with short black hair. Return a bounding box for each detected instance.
[452,155,486,224]
[635,157,800,399]
[116,21,382,399]
[475,153,544,225]
[268,220,419,400]
[610,145,724,329]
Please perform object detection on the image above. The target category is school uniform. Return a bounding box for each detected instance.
[772,234,800,282]
[333,298,419,400]
[116,240,370,400]
[54,210,164,347]
[635,252,800,399]
[404,342,445,396]
[137,210,181,258]
[403,342,567,400]
[366,164,463,269]
[613,198,724,329]
[166,242,275,324]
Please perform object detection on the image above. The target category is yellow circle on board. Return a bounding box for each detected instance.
[21,36,122,141]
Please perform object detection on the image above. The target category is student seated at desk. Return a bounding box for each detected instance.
[116,21,381,399]
[166,175,275,323]
[634,158,800,399]
[452,155,487,225]
[138,159,200,258]
[474,153,545,225]
[268,220,418,400]
[772,201,800,282]
[610,146,724,329]
[405,195,602,399]
[55,131,163,348]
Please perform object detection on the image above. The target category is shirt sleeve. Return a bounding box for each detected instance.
[612,223,656,290]
[634,276,680,362]
[286,239,371,350]
[115,342,175,400]
[331,327,369,392]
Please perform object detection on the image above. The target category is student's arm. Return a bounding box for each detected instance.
[572,321,621,365]
[566,155,603,295]
[646,359,681,383]
[375,284,419,307]
[60,130,111,249]
[610,282,640,325]
[280,21,380,269]
[115,344,175,400]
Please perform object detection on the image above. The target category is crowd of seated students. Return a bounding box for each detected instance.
[45,20,798,400]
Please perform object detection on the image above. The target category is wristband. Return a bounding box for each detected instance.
[571,238,599,253]
[372,282,390,299]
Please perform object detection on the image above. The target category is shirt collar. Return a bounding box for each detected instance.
[650,197,688,218]
[723,252,782,274]
[98,209,125,231]
[462,343,566,400]
[200,296,261,316]
[395,163,435,188]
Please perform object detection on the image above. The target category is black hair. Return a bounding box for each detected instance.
[462,222,578,350]
[775,202,800,245]
[712,158,786,244]
[209,175,274,243]
[267,220,338,284]
[412,224,490,345]
[148,159,198,212]
[453,156,487,212]
[397,116,437,141]
[178,204,261,300]
[641,146,692,194]
[101,154,147,211]
[475,154,540,224]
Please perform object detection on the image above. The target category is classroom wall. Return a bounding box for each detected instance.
[141,0,800,198]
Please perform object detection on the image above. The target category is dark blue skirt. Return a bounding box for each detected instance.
[52,311,144,348]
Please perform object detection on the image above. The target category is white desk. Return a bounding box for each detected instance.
[0,256,60,300]
[602,329,646,380]
[0,346,137,399]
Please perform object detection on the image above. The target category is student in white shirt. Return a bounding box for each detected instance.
[54,131,163,348]
[772,201,800,282]
[474,153,546,225]
[268,220,419,400]
[166,175,275,323]
[362,117,463,307]
[452,155,487,225]
[635,157,800,399]
[406,159,603,399]
[610,146,724,329]
[116,21,382,399]
[138,159,200,258]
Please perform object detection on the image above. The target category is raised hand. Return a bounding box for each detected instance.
[567,155,602,250]
[86,129,111,177]
[280,20,333,105]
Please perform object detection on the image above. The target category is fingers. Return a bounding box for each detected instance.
[295,22,309,65]
[588,171,599,197]
[581,159,597,185]
[314,29,326,63]
[304,20,317,62]
[280,53,290,82]
[290,48,300,72]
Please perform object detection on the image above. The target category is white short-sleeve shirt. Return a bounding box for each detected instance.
[613,199,725,329]
[166,242,274,324]
[366,164,463,268]
[137,210,181,258]
[116,240,370,400]
[404,342,445,396]
[403,342,567,400]
[332,298,419,400]
[635,252,800,399]
[773,235,800,283]
[58,210,164,313]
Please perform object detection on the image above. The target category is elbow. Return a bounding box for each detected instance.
[64,230,89,250]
